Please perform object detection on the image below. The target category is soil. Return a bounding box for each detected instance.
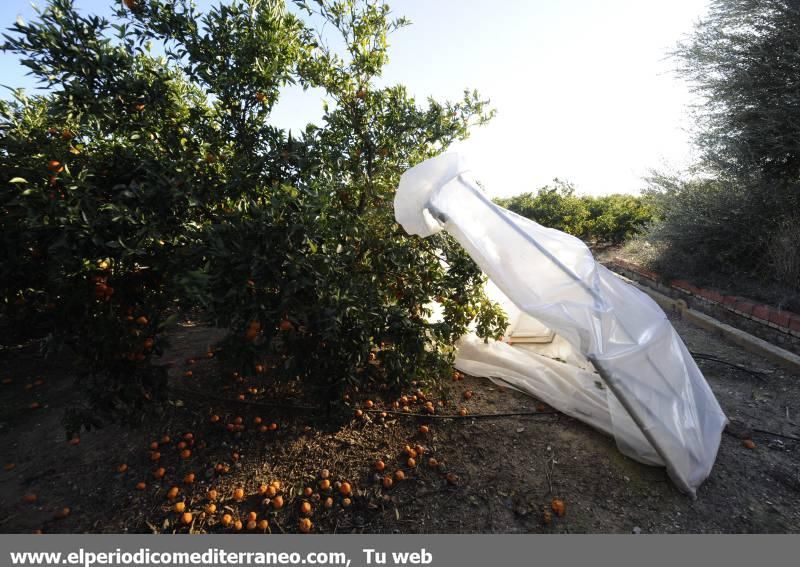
[0,315,798,534]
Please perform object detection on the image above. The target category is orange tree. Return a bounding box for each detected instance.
[1,0,506,429]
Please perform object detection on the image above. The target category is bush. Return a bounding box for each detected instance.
[495,181,654,245]
[0,0,507,431]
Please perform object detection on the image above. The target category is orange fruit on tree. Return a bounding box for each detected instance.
[166,486,180,500]
[149,441,159,451]
[446,473,459,485]
[318,479,331,491]
[183,371,193,378]
[207,489,218,501]
[257,519,269,531]
[458,408,468,417]
[23,493,37,504]
[271,479,282,490]
[394,470,405,482]
[221,514,233,527]
[342,497,352,508]
[300,501,312,516]
[205,503,217,514]
[47,160,64,173]
[258,484,268,495]
[427,457,438,468]
[149,451,161,462]
[407,457,417,468]
[247,511,257,522]
[183,473,195,485]
[233,487,245,501]
[298,518,312,534]
[418,425,429,435]
[181,512,193,525]
[233,520,243,531]
[354,409,363,418]
[210,414,220,423]
[320,469,330,479]
[271,495,284,509]
[551,498,566,517]
[382,476,393,489]
[266,485,278,498]
[324,497,334,509]
[339,482,352,496]
[180,449,191,460]
[174,502,186,513]
[374,460,386,472]
[246,520,257,531]
[153,467,166,480]
[135,316,148,326]
[303,487,313,497]
[117,463,128,473]
[365,400,374,409]
[160,435,171,444]
[255,92,267,103]
[136,482,146,491]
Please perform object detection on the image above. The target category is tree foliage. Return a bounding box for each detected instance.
[643,0,800,291]
[0,0,507,433]
[495,181,654,246]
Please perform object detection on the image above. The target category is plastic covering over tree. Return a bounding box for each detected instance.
[394,153,728,497]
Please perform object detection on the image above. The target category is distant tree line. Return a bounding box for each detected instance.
[494,180,655,246]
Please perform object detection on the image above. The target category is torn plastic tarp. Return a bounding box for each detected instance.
[394,153,728,497]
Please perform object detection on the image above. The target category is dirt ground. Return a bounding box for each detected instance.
[0,313,798,534]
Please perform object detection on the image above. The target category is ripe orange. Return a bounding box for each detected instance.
[374,460,386,472]
[354,409,363,418]
[247,511,257,522]
[458,408,468,417]
[271,479,282,490]
[551,498,566,517]
[23,493,37,504]
[342,497,352,508]
[233,520,243,531]
[318,479,331,491]
[339,482,352,496]
[180,449,191,460]
[205,503,217,514]
[258,484,268,495]
[174,502,186,513]
[136,482,146,491]
[207,489,219,501]
[394,470,405,482]
[382,477,393,489]
[183,371,193,378]
[407,458,417,468]
[303,487,313,497]
[160,435,171,444]
[153,467,166,480]
[365,400,374,409]
[181,512,193,525]
[221,514,233,527]
[135,316,148,326]
[183,473,195,485]
[253,416,262,425]
[166,486,180,500]
[233,487,245,501]
[298,518,312,533]
[257,519,269,531]
[123,0,137,10]
[418,425,429,435]
[300,501,312,515]
[320,469,330,479]
[270,423,278,431]
[210,414,220,423]
[463,390,473,400]
[266,485,278,498]
[324,497,334,509]
[271,495,284,509]
[47,160,64,173]
[150,452,161,462]
[427,458,438,468]
[149,441,159,451]
[446,473,459,485]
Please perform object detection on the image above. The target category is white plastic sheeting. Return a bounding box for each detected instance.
[395,153,728,497]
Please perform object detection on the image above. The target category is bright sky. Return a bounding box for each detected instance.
[0,0,708,197]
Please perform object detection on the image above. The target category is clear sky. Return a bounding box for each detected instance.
[0,0,708,197]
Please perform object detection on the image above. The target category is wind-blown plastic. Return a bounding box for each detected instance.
[394,153,727,496]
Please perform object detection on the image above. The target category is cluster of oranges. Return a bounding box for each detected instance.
[208,413,279,436]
